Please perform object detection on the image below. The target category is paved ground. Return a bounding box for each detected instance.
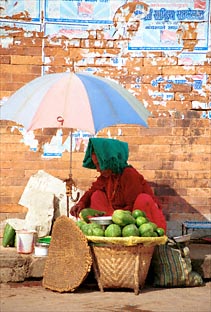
[1,279,210,312]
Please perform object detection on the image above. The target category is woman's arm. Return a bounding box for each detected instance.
[70,175,105,217]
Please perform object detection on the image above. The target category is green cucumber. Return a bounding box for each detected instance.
[79,208,105,223]
[2,223,16,247]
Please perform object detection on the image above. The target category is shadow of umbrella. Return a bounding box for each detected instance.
[0,72,150,216]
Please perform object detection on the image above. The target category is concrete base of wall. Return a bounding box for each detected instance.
[0,243,210,283]
[0,247,46,283]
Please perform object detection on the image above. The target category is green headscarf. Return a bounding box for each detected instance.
[83,138,129,174]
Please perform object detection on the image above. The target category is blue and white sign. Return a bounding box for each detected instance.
[45,0,122,24]
[128,0,210,51]
[0,0,41,21]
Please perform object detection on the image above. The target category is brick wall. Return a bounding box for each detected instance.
[0,1,210,235]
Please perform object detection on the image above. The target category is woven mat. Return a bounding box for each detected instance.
[42,216,92,293]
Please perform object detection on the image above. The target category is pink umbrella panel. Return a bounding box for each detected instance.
[1,72,150,133]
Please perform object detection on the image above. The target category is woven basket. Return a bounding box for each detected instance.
[42,216,92,293]
[90,244,154,295]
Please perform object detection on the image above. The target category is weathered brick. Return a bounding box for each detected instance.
[174,161,208,171]
[169,213,205,221]
[0,82,28,91]
[0,204,27,213]
[144,57,178,66]
[14,36,43,47]
[81,39,108,49]
[1,64,40,74]
[131,66,162,75]
[160,83,192,93]
[11,55,42,65]
[44,46,69,57]
[187,188,210,197]
[175,92,210,102]
[195,65,211,74]
[162,66,195,75]
[0,56,11,64]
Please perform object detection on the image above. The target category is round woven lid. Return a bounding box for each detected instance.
[42,216,92,292]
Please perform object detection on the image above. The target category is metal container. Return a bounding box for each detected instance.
[90,216,112,225]
[173,234,192,243]
[89,216,113,230]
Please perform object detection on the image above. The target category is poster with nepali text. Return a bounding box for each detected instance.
[128,0,210,51]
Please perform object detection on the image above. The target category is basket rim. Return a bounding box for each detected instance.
[87,235,168,246]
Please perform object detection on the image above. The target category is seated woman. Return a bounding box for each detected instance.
[70,138,167,231]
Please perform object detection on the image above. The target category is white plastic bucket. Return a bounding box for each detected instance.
[16,230,36,254]
[34,243,49,257]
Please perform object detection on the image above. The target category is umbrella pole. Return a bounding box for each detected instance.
[65,129,80,217]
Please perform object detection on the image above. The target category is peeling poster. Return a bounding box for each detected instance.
[0,0,41,21]
[128,0,210,52]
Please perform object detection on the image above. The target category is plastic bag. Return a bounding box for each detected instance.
[151,241,203,287]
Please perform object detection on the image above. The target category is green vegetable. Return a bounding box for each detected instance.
[86,227,94,236]
[105,224,122,237]
[135,216,148,227]
[81,223,91,235]
[76,220,86,229]
[132,209,146,219]
[122,224,139,237]
[9,233,16,247]
[79,208,105,223]
[139,223,154,236]
[156,227,165,236]
[148,222,158,231]
[2,223,16,247]
[92,227,105,237]
[112,209,136,227]
[89,222,102,229]
[141,231,155,237]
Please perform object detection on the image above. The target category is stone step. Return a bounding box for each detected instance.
[0,246,46,283]
[189,243,211,279]
[0,243,210,283]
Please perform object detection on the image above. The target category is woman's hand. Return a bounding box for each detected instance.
[70,204,83,218]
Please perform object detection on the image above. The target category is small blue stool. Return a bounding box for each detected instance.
[182,221,211,235]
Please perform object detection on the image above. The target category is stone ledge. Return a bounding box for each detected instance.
[189,243,211,279]
[0,246,46,283]
[0,243,210,283]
